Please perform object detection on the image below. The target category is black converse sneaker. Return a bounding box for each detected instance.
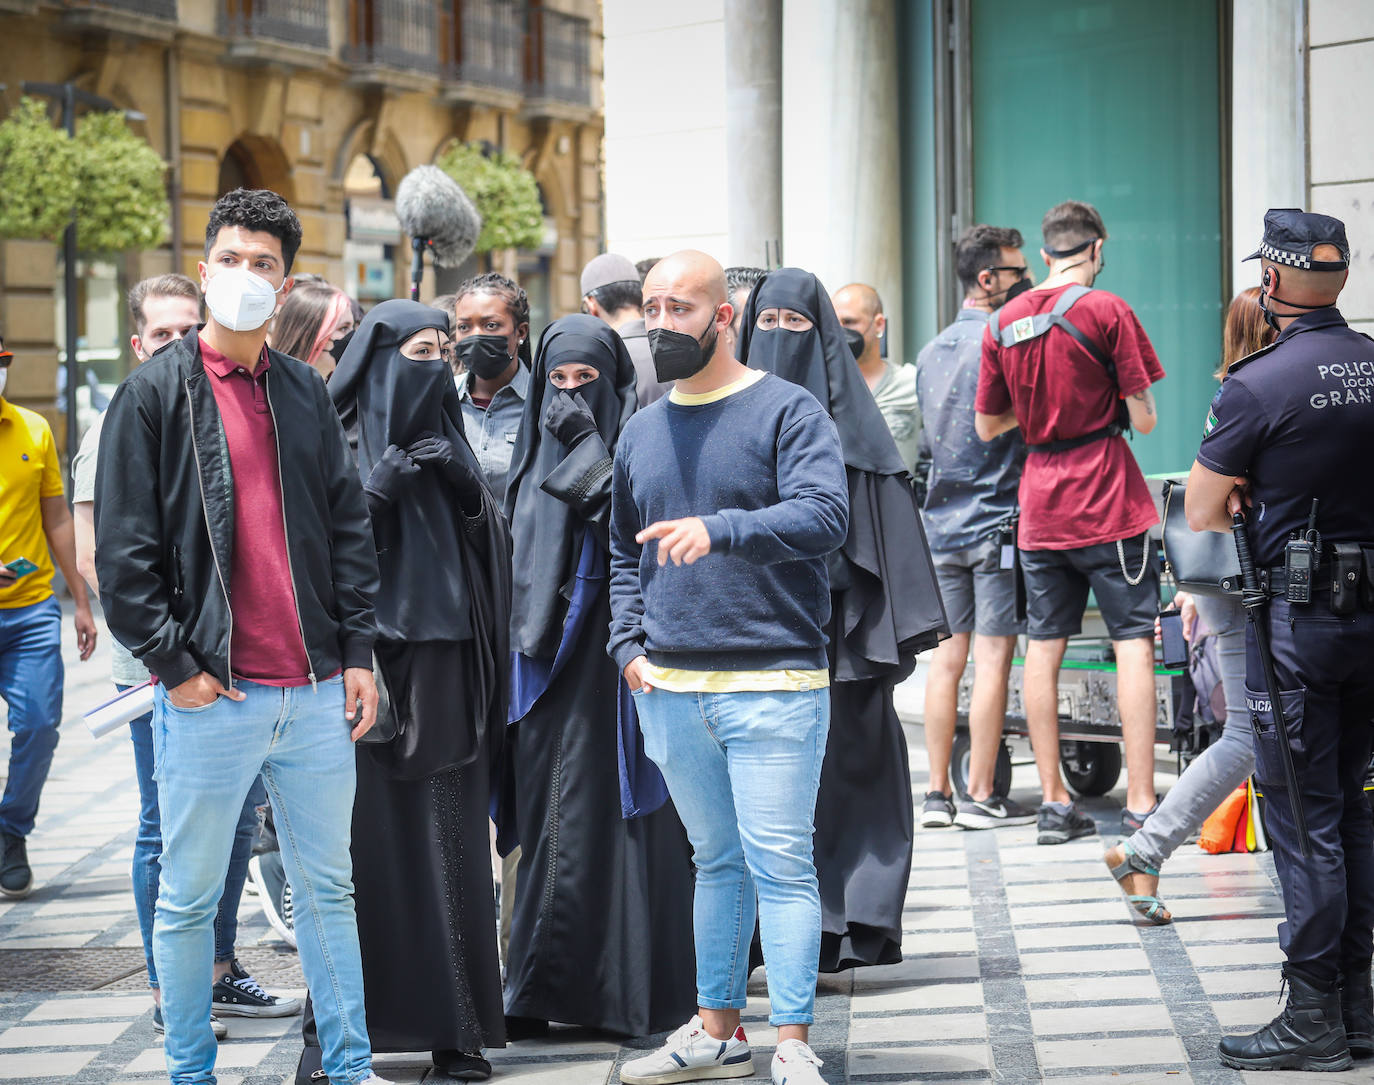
[211,959,302,1018]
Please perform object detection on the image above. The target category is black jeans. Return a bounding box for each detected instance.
[1246,597,1374,982]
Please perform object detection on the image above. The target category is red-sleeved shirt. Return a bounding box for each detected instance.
[200,336,313,685]
[975,286,1164,550]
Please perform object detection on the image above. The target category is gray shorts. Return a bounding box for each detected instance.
[933,538,1025,638]
[1019,531,1159,641]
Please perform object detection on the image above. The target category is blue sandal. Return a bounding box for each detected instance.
[1107,845,1172,925]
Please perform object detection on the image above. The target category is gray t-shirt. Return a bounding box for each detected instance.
[72,412,150,687]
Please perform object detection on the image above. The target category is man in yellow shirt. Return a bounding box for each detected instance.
[0,332,97,898]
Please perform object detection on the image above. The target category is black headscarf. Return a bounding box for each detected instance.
[738,267,908,476]
[329,298,479,642]
[737,268,949,678]
[504,314,638,658]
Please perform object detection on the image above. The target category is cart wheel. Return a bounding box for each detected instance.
[1060,740,1122,797]
[949,733,1013,799]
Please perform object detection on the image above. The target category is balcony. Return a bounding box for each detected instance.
[219,0,330,67]
[440,0,526,109]
[56,0,179,40]
[524,6,591,120]
[345,0,441,92]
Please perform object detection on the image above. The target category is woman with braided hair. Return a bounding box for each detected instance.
[451,273,533,507]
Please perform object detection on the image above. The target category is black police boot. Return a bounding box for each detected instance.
[1218,967,1353,1071]
[1341,966,1374,1058]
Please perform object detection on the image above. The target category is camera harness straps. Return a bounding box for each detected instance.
[987,284,1133,454]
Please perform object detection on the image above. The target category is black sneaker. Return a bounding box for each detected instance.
[1121,795,1162,834]
[212,959,302,1018]
[920,791,956,828]
[1037,803,1097,845]
[955,794,1038,830]
[0,831,32,899]
[433,1049,493,1081]
[248,852,296,949]
[154,1005,227,1040]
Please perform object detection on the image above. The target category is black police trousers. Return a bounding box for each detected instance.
[1246,597,1374,982]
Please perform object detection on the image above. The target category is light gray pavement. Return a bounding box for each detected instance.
[0,606,1370,1084]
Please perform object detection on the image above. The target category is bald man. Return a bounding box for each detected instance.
[1187,210,1374,1072]
[831,283,920,471]
[610,251,848,1085]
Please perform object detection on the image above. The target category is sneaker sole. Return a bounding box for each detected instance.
[620,1059,755,1085]
[0,876,33,899]
[920,813,954,828]
[154,1020,228,1040]
[1218,1049,1352,1072]
[212,1000,302,1019]
[955,811,1038,830]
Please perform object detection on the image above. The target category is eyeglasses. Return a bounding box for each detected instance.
[984,265,1029,276]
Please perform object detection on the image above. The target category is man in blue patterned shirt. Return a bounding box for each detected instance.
[915,224,1030,830]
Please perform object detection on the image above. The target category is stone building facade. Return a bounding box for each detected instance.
[0,0,603,440]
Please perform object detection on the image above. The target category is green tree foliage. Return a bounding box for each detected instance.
[0,98,80,241]
[73,110,169,254]
[436,141,544,253]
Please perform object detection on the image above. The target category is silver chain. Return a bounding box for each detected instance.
[1117,533,1151,586]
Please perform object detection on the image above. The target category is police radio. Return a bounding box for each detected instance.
[1284,500,1321,604]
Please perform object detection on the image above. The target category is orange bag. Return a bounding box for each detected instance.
[1200,785,1248,854]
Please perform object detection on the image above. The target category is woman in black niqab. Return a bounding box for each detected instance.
[739,268,951,973]
[297,299,511,1082]
[497,314,696,1037]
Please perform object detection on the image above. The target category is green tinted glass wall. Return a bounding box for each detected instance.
[970,0,1224,476]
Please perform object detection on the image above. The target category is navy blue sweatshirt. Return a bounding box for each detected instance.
[608,372,849,673]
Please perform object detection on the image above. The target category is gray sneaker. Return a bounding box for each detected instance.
[1037,803,1097,845]
[955,794,1037,829]
[920,791,956,828]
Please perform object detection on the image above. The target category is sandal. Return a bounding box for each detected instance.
[1105,844,1172,925]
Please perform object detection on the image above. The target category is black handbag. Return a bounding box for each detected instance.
[1160,478,1239,596]
[356,652,399,744]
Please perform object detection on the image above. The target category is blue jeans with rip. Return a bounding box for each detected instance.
[633,686,829,1026]
[152,676,371,1085]
[0,596,64,839]
[125,685,265,988]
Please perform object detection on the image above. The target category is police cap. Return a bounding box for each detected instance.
[1244,208,1350,271]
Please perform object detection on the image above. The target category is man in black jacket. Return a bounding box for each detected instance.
[95,189,390,1085]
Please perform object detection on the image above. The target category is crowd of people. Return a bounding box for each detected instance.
[0,183,1372,1084]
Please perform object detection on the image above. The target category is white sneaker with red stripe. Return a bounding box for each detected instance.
[771,1038,827,1084]
[620,1016,754,1084]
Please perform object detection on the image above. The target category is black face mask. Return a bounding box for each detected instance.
[329,330,353,364]
[456,334,515,380]
[647,310,719,382]
[844,327,866,360]
[1002,277,1032,305]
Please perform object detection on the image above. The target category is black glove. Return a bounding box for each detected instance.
[544,392,599,448]
[365,444,420,500]
[408,433,483,503]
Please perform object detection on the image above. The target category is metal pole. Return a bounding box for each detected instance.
[61,84,80,497]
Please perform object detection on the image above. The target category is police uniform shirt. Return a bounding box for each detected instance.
[1197,307,1374,567]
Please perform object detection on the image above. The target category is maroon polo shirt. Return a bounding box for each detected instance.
[200,336,313,686]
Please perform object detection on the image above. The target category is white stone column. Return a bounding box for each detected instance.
[781,0,904,362]
[1231,0,1306,295]
[725,0,783,268]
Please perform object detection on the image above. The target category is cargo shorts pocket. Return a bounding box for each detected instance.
[1245,685,1307,792]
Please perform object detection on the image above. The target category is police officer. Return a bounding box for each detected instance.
[1186,209,1374,1071]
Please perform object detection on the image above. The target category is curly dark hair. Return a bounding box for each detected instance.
[454,271,532,366]
[724,266,766,310]
[205,188,303,273]
[955,225,1025,293]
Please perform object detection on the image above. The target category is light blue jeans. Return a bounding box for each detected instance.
[1129,594,1253,868]
[152,676,372,1085]
[633,686,829,1026]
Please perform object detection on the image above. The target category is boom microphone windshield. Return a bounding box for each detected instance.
[395,164,481,269]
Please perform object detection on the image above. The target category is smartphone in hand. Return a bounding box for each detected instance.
[3,558,39,579]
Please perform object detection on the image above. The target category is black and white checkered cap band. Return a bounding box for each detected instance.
[1259,241,1312,268]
